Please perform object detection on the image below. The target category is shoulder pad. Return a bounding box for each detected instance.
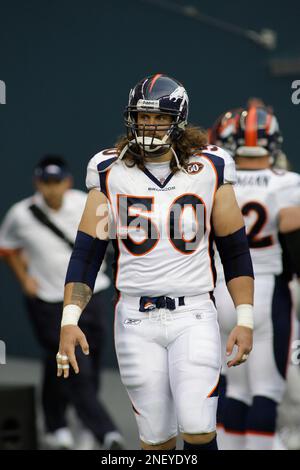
[271,168,287,176]
[86,148,118,192]
[271,169,300,186]
[94,148,118,173]
[193,145,236,186]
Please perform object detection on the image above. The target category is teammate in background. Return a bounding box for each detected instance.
[57,74,254,451]
[0,156,123,450]
[211,105,300,450]
[247,97,290,171]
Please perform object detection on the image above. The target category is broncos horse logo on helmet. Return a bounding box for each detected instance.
[123,74,189,159]
[210,105,283,158]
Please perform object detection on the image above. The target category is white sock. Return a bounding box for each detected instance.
[222,430,246,450]
[273,432,288,450]
[246,432,274,450]
[216,425,226,450]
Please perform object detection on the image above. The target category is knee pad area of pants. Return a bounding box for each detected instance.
[178,396,218,435]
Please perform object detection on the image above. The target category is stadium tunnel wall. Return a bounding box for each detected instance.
[0,0,299,366]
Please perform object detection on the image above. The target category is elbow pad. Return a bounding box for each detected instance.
[65,231,109,291]
[215,226,254,283]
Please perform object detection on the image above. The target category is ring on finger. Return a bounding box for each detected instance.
[57,364,70,369]
[56,353,69,362]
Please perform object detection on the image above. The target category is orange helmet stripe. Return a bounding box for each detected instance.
[245,106,258,146]
[149,73,163,93]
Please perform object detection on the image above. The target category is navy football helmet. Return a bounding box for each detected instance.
[210,108,242,157]
[124,74,189,157]
[210,105,282,158]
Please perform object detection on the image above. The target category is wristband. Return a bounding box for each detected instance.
[236,304,253,329]
[61,304,82,327]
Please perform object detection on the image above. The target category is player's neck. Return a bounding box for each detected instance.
[235,155,271,170]
[144,149,173,164]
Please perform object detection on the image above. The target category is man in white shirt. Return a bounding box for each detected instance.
[0,156,124,450]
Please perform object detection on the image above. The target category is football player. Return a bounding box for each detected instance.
[56,74,255,451]
[211,105,300,450]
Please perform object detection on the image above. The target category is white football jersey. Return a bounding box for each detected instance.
[232,168,300,276]
[86,145,236,297]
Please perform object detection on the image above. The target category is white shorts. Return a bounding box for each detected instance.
[214,274,293,404]
[114,292,221,445]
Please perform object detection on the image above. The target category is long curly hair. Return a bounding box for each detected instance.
[115,125,208,173]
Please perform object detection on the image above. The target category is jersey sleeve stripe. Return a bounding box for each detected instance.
[97,156,118,173]
[99,172,108,197]
[202,153,225,188]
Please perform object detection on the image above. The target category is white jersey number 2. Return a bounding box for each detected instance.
[242,201,273,249]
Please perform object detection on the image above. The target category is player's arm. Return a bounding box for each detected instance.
[58,189,110,378]
[212,183,254,367]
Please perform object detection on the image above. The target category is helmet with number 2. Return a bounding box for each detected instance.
[124,74,189,158]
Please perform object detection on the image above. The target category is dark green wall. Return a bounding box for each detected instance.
[1,0,300,365]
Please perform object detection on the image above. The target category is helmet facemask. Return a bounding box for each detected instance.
[124,107,185,158]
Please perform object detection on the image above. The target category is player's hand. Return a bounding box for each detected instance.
[57,325,89,378]
[22,275,39,297]
[226,325,253,368]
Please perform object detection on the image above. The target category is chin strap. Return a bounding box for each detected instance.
[118,143,129,161]
[170,147,188,174]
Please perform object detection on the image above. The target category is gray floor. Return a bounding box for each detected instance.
[1,357,300,450]
[0,356,139,449]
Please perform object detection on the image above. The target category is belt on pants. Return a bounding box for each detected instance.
[119,292,214,312]
[139,296,185,312]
